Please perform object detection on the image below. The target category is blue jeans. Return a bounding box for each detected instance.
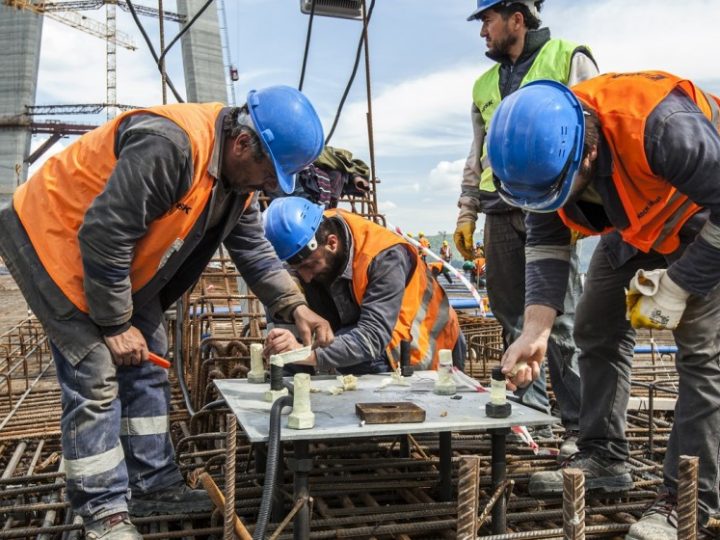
[52,300,182,519]
[484,210,582,429]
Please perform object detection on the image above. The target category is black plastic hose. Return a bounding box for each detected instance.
[253,394,292,540]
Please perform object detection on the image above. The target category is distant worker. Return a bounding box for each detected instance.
[418,231,431,262]
[428,261,454,285]
[488,71,720,539]
[453,0,598,454]
[287,145,371,209]
[0,87,334,538]
[264,197,466,374]
[440,240,453,263]
[474,242,485,260]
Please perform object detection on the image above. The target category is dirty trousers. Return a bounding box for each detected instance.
[575,239,720,522]
[484,209,582,429]
[52,303,183,520]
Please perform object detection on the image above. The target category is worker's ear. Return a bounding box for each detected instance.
[325,234,339,254]
[229,131,252,159]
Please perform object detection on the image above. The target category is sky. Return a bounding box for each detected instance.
[30,0,720,236]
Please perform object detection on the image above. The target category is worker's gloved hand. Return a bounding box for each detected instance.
[453,221,476,260]
[626,269,690,330]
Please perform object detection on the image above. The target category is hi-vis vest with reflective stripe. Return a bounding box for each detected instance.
[327,210,459,370]
[13,103,226,313]
[561,71,720,254]
[473,39,584,192]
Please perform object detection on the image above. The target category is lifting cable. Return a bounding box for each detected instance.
[124,0,217,103]
[298,0,317,92]
[324,0,376,145]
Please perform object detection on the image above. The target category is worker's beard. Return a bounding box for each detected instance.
[314,249,344,285]
[489,32,518,58]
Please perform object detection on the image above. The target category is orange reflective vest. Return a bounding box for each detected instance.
[560,71,720,254]
[13,103,231,313]
[327,210,459,370]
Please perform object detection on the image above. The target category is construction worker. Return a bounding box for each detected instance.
[487,71,720,539]
[418,232,431,262]
[453,0,598,455]
[263,197,466,374]
[428,261,454,285]
[0,87,334,539]
[440,240,452,263]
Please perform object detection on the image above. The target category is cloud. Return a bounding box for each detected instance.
[378,200,397,211]
[548,0,720,82]
[330,65,479,158]
[428,159,465,191]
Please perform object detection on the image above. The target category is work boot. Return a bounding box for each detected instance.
[626,492,716,540]
[129,481,213,516]
[84,512,142,539]
[528,453,633,496]
[558,430,579,462]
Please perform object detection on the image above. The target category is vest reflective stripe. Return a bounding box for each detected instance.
[64,443,125,479]
[13,103,226,313]
[120,415,169,436]
[561,72,713,254]
[700,221,720,249]
[472,39,585,192]
[702,90,720,130]
[326,210,459,370]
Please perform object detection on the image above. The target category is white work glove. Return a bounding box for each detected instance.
[625,269,690,330]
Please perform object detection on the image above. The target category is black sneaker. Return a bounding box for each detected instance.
[85,512,142,539]
[129,482,213,516]
[528,453,633,496]
[626,493,717,540]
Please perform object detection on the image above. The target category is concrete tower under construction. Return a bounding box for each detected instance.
[0,0,227,201]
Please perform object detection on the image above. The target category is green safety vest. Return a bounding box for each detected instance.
[472,39,586,192]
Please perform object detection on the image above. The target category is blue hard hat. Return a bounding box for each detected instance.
[486,79,585,213]
[467,0,505,20]
[263,197,324,262]
[247,86,324,194]
[467,0,539,22]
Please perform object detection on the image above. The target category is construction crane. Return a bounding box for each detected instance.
[4,0,186,119]
[4,0,137,49]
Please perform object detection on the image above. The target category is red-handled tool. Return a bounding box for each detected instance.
[147,352,171,369]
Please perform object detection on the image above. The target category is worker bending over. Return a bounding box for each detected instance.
[263,197,466,375]
[0,87,333,539]
[488,71,720,539]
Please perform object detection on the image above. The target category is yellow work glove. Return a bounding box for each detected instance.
[453,221,476,260]
[625,269,690,330]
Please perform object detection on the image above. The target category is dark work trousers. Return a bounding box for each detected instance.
[52,299,183,520]
[484,209,582,430]
[575,238,720,523]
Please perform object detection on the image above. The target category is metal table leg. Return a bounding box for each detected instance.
[400,434,410,458]
[489,428,509,534]
[438,431,453,501]
[289,440,312,540]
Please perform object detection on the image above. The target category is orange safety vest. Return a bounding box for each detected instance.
[560,71,720,254]
[13,102,234,313]
[327,209,459,370]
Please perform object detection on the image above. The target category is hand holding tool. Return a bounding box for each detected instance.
[147,352,171,369]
